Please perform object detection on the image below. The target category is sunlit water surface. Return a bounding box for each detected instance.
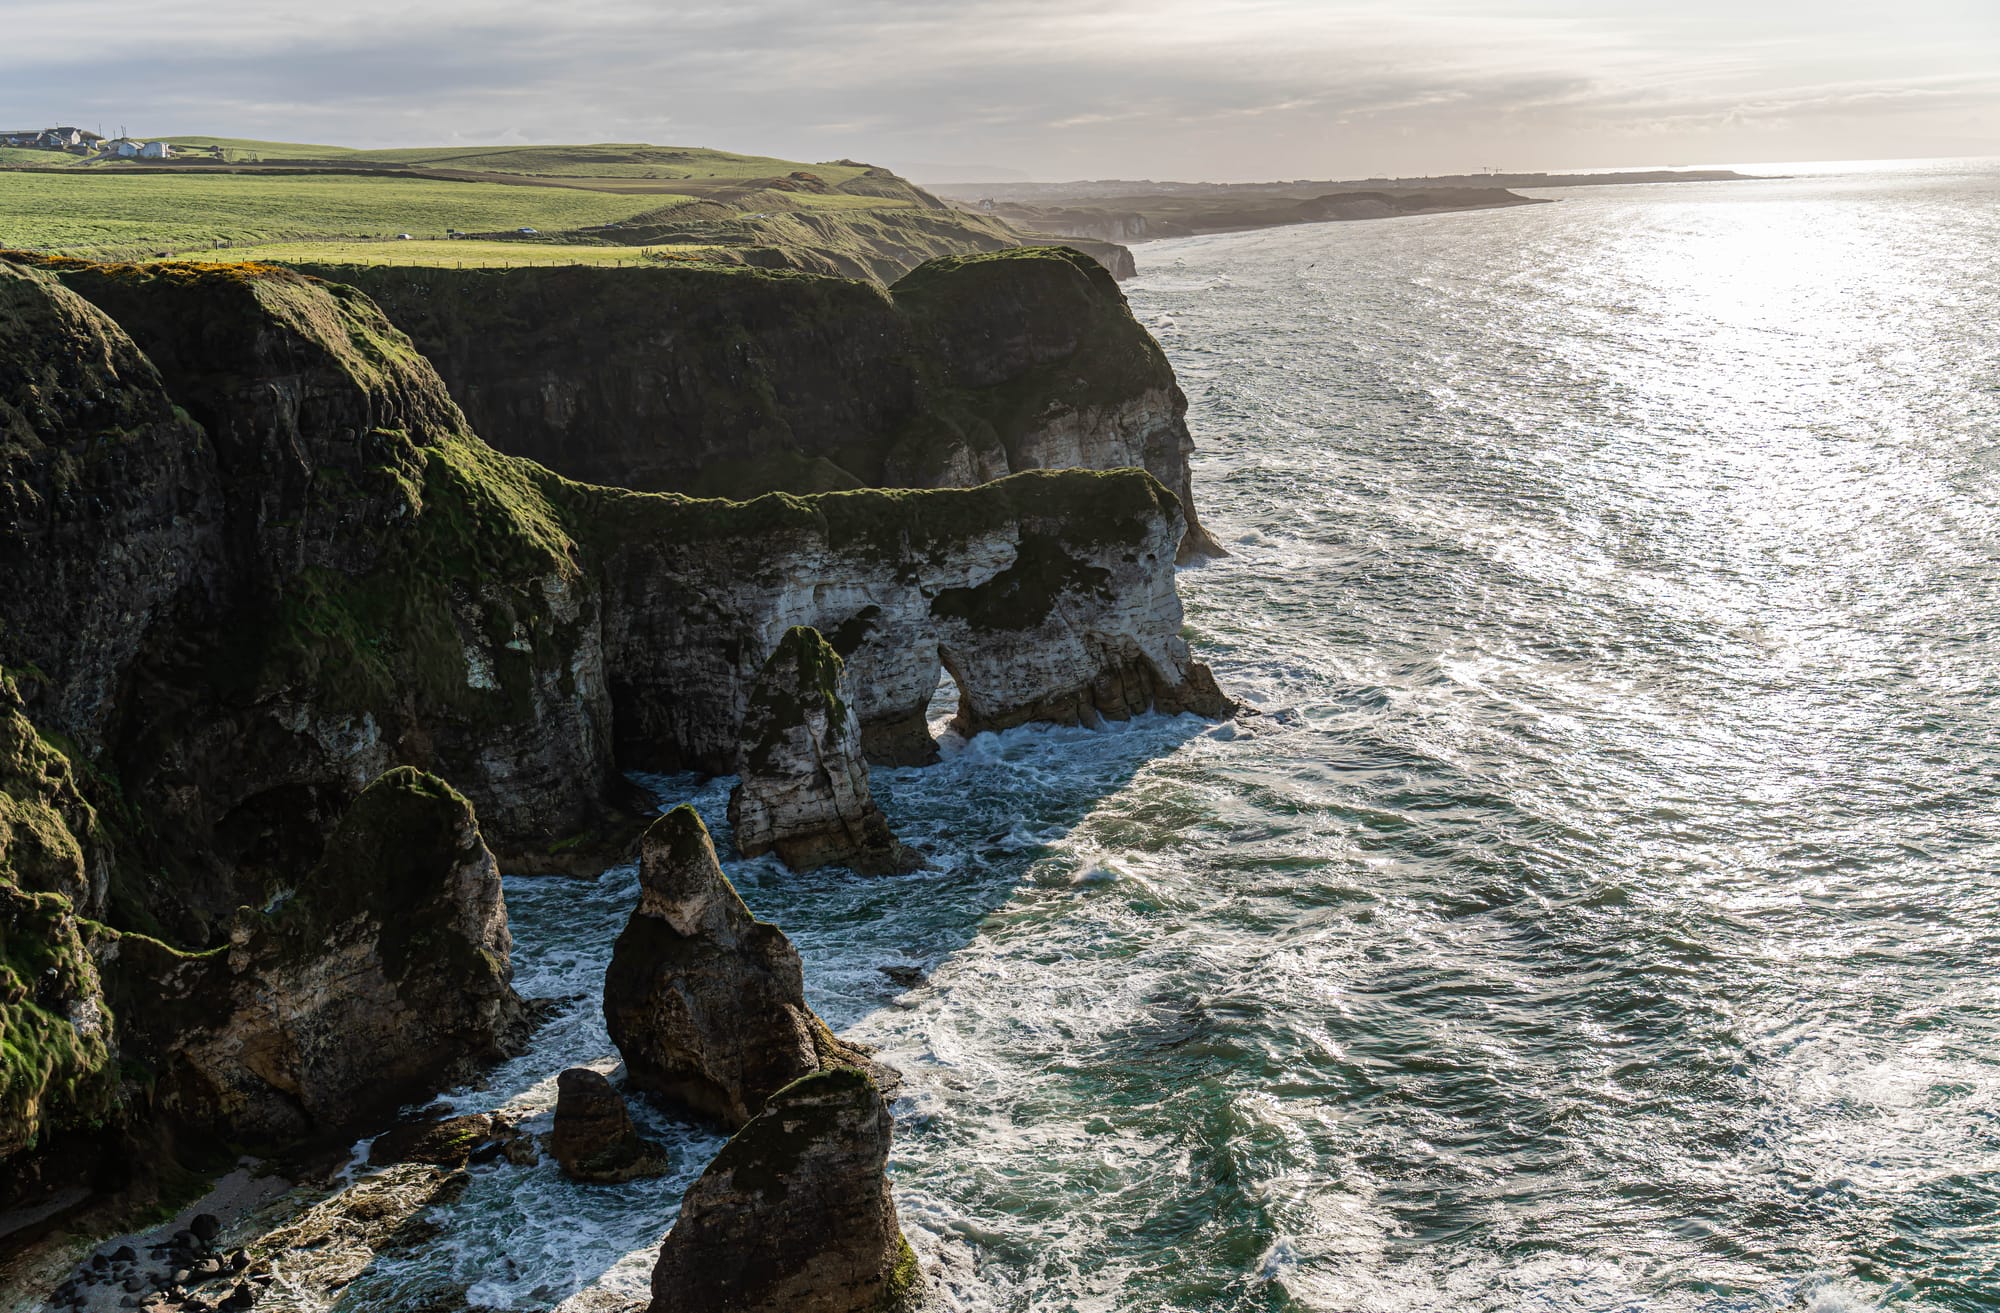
[349,159,2000,1313]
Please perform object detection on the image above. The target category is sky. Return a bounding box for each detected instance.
[4,0,1997,182]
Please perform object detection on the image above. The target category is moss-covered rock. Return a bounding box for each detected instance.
[0,259,218,753]
[0,255,620,921]
[649,1067,917,1313]
[0,670,115,1171]
[368,1111,530,1169]
[728,627,918,875]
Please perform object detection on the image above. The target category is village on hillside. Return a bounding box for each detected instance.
[1,124,185,159]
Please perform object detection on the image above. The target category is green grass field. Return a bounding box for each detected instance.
[0,146,78,167]
[156,139,873,183]
[208,238,722,267]
[0,171,687,256]
[0,138,1020,280]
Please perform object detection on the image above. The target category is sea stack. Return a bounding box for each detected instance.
[649,1067,919,1313]
[728,627,920,874]
[602,806,894,1128]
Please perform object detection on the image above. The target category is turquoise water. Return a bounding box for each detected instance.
[355,159,2000,1312]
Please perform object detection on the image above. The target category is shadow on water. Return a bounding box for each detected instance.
[332,706,1213,1311]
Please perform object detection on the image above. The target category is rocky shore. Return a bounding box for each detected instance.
[0,244,1231,1309]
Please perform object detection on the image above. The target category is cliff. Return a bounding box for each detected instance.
[0,253,1228,1206]
[579,469,1228,770]
[312,247,1222,560]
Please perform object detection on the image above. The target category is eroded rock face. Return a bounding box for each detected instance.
[649,1068,918,1313]
[551,1067,671,1183]
[727,627,918,874]
[588,468,1233,773]
[313,249,1218,558]
[122,768,523,1145]
[0,674,116,1175]
[603,807,889,1128]
[0,261,218,755]
[11,255,618,923]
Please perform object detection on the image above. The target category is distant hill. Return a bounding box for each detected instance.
[928,168,1765,245]
[929,168,1765,205]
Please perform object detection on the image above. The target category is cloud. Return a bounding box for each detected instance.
[4,0,1995,176]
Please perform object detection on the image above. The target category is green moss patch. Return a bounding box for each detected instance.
[743,628,851,774]
[929,532,1113,634]
[0,672,116,1158]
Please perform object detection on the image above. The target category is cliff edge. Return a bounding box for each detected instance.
[316,247,1223,561]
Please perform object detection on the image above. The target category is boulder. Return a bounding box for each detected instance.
[551,1068,671,1183]
[728,628,919,874]
[649,1068,919,1313]
[603,807,894,1129]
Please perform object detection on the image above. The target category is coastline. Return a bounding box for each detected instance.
[946,168,1768,257]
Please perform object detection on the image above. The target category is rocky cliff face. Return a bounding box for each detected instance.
[0,251,1226,1210]
[0,674,115,1170]
[649,1067,917,1313]
[727,627,917,873]
[0,257,615,1199]
[116,768,522,1145]
[603,808,888,1129]
[319,248,1221,560]
[10,256,619,919]
[0,261,216,758]
[582,469,1230,772]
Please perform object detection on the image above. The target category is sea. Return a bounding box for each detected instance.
[340,157,2000,1313]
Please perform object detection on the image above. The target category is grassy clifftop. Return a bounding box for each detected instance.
[0,140,1029,282]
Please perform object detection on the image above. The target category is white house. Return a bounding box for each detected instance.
[110,139,140,158]
[138,141,170,159]
[2,127,99,151]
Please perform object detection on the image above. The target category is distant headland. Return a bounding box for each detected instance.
[930,168,1766,245]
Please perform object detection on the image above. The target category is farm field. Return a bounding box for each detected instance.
[208,238,721,267]
[0,137,1028,281]
[0,171,684,256]
[0,146,77,166]
[158,139,876,184]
